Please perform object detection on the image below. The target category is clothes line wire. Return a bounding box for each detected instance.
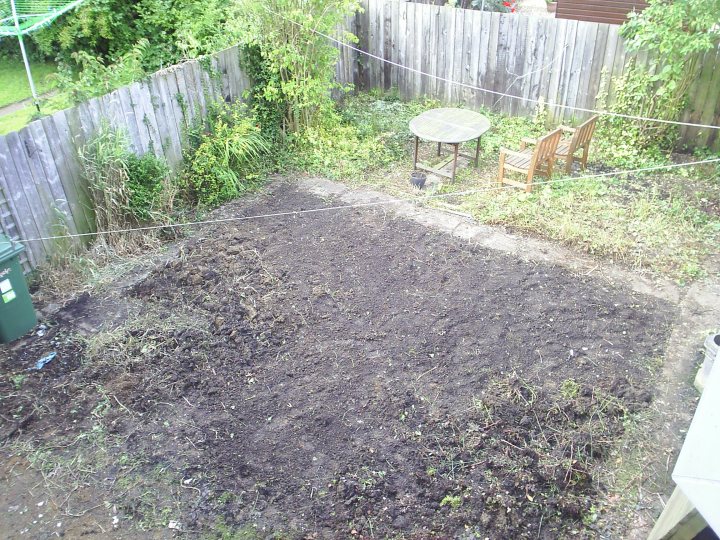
[16,157,720,244]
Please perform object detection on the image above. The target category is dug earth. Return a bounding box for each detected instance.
[1,181,672,538]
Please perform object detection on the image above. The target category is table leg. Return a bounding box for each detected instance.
[451,143,459,182]
[413,136,419,169]
[437,142,442,156]
[474,136,482,168]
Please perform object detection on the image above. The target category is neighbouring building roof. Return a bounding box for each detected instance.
[555,0,649,25]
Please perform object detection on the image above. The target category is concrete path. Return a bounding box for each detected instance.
[0,90,56,118]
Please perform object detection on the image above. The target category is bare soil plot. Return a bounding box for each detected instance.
[1,181,673,538]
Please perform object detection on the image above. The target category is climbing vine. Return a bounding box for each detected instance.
[604,0,720,149]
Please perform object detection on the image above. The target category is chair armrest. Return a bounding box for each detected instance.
[559,125,576,133]
[500,148,528,159]
[520,137,537,150]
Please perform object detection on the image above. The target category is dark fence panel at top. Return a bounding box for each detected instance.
[556,0,648,25]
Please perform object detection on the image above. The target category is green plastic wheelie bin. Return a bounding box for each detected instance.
[0,235,37,343]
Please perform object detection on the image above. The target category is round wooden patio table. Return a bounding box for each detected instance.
[409,108,491,182]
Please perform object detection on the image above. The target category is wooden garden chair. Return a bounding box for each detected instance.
[498,128,562,192]
[546,115,598,174]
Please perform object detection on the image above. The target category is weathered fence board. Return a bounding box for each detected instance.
[0,45,249,269]
[337,0,720,151]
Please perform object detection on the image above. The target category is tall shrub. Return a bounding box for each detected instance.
[32,0,234,71]
[232,0,361,134]
[183,102,271,206]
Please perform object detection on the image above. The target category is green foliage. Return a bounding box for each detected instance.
[183,102,271,207]
[126,153,174,222]
[288,118,389,179]
[327,93,718,282]
[32,0,140,63]
[560,379,581,400]
[79,124,175,239]
[622,0,720,64]
[232,0,361,133]
[239,45,286,141]
[288,92,437,179]
[339,91,435,158]
[440,494,463,509]
[52,40,147,104]
[602,0,720,150]
[593,71,669,169]
[458,175,719,281]
[31,0,236,71]
[288,92,548,181]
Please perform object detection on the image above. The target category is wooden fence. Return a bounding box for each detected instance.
[337,0,720,151]
[0,45,250,271]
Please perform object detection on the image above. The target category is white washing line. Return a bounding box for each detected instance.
[16,157,720,244]
[267,8,720,131]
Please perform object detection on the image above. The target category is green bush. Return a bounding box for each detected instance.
[32,0,235,71]
[126,153,174,222]
[284,93,439,179]
[183,102,271,206]
[53,41,147,105]
[339,92,434,160]
[79,124,175,240]
[288,120,389,179]
[232,0,360,134]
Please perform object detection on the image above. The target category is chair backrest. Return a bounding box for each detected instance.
[530,128,562,172]
[570,115,599,152]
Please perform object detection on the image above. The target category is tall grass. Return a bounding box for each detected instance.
[183,102,272,206]
[78,126,134,244]
[78,123,176,246]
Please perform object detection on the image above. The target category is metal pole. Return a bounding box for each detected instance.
[10,0,40,112]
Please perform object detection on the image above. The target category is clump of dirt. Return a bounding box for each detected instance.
[1,182,673,538]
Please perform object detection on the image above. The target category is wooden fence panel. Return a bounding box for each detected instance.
[40,114,92,235]
[0,159,39,267]
[23,122,77,236]
[0,133,54,262]
[48,110,94,228]
[0,45,249,271]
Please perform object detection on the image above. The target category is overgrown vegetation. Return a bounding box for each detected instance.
[294,92,719,282]
[66,78,717,284]
[601,0,720,150]
[79,124,176,241]
[182,102,272,206]
[234,0,360,133]
[0,0,239,131]
[32,0,234,72]
[52,40,147,105]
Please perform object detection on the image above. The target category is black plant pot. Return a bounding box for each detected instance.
[410,171,427,189]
